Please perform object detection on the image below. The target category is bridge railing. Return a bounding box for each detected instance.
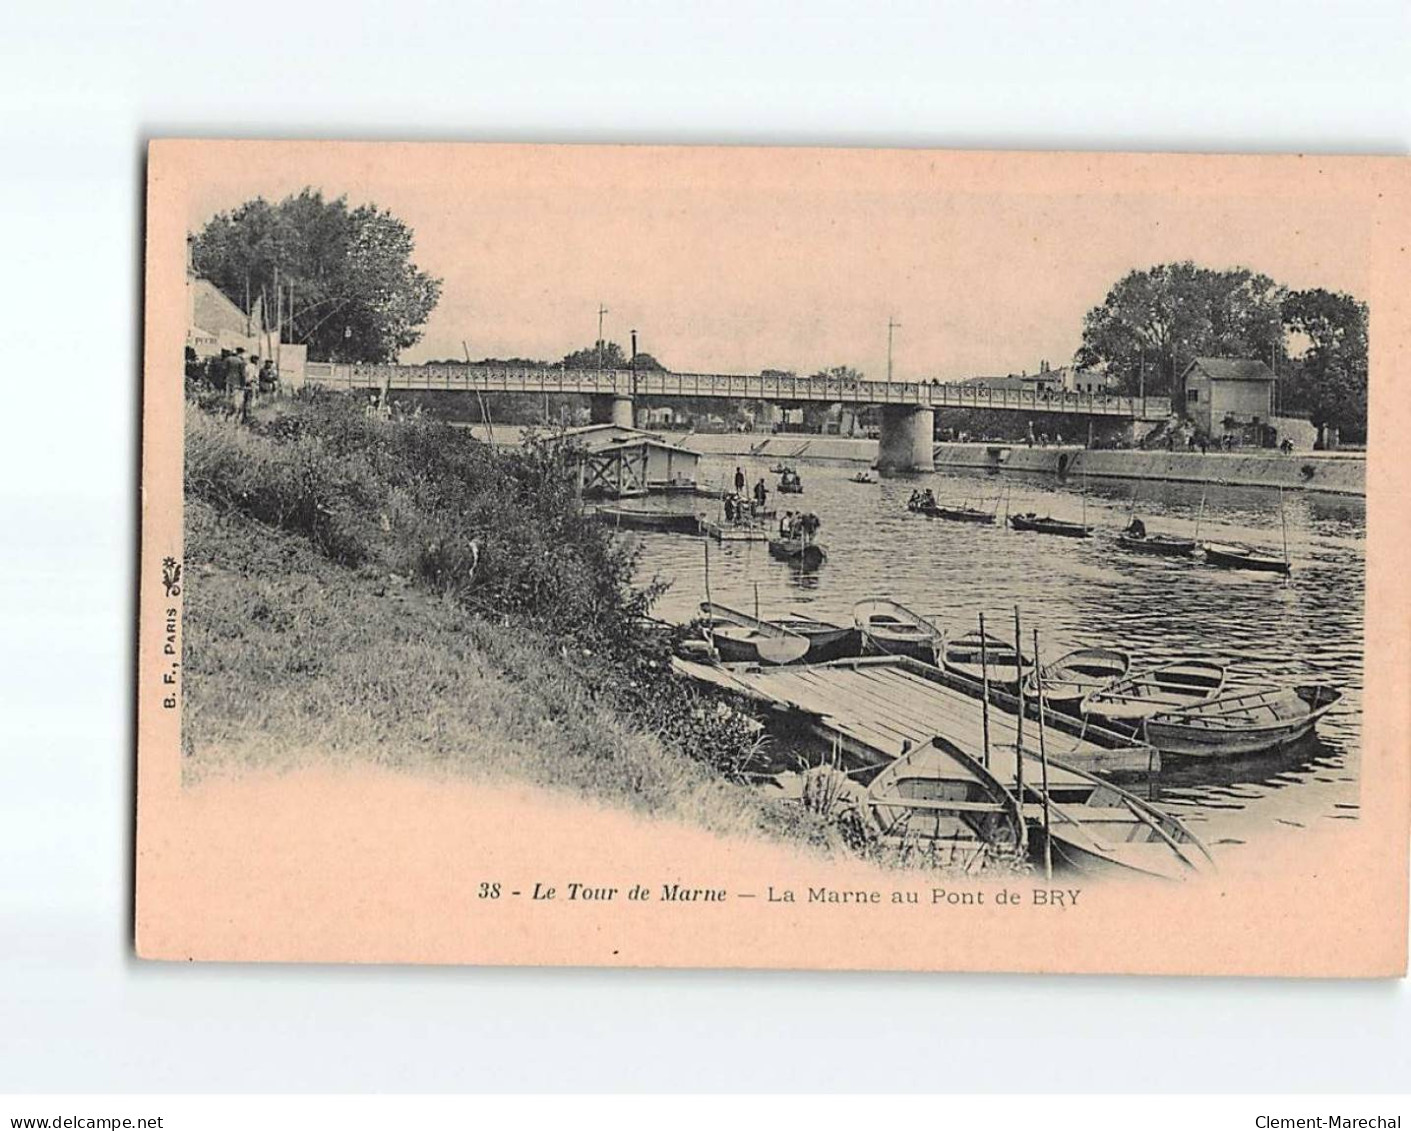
[302,363,1171,419]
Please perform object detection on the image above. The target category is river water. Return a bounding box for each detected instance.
[628,454,1365,865]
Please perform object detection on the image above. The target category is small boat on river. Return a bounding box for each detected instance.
[768,537,827,568]
[1116,530,1199,556]
[701,519,769,543]
[590,506,701,534]
[777,469,804,494]
[853,598,942,664]
[1009,512,1091,538]
[849,471,876,484]
[1024,647,1130,715]
[908,491,996,524]
[1022,753,1217,882]
[865,736,1027,859]
[1145,683,1342,758]
[931,503,996,524]
[700,602,859,664]
[1080,659,1226,727]
[943,631,1034,692]
[768,463,791,475]
[1202,541,1291,575]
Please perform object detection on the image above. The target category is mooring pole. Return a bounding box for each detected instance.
[1013,606,1025,799]
[1033,626,1053,882]
[703,538,713,613]
[978,612,991,770]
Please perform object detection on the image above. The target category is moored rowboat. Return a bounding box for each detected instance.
[853,598,942,664]
[943,631,1034,692]
[1116,531,1199,556]
[590,506,701,534]
[1080,659,1226,726]
[1202,541,1291,574]
[1024,647,1130,714]
[1145,683,1342,758]
[1021,752,1217,882]
[701,602,858,664]
[866,736,1027,858]
[1009,512,1091,538]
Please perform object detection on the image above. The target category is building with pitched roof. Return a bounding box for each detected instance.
[1178,357,1276,443]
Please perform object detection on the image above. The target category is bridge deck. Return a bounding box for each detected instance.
[304,362,1171,420]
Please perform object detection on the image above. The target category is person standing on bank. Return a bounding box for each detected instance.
[734,465,746,493]
[225,348,247,418]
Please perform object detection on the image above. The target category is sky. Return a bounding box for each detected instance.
[184,143,1376,380]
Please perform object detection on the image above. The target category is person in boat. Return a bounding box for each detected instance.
[1125,516,1147,538]
[922,488,936,508]
[724,493,737,523]
[753,478,768,511]
[734,466,746,493]
[797,512,821,542]
[908,489,921,510]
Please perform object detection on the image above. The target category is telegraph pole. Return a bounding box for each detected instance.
[597,303,609,377]
[887,316,901,396]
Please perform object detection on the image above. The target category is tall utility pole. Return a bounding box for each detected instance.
[597,303,609,377]
[887,316,901,395]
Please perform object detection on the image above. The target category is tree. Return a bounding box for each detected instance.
[1074,262,1285,397]
[557,340,629,371]
[191,189,442,363]
[1280,288,1368,441]
[629,352,667,372]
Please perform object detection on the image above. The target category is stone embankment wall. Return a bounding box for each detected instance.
[680,434,1366,496]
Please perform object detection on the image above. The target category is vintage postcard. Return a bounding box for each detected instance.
[137,140,1409,974]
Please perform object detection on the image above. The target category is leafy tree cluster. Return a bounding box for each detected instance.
[1075,262,1368,439]
[192,189,442,363]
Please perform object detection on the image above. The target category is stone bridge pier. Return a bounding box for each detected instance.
[589,394,635,428]
[876,405,935,472]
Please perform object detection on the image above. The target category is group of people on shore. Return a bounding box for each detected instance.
[195,346,279,423]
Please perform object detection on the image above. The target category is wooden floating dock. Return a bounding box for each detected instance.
[675,654,1156,777]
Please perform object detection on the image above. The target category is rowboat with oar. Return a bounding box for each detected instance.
[853,598,942,664]
[1023,647,1130,715]
[943,631,1034,691]
[1202,541,1291,575]
[700,602,858,664]
[1080,659,1226,727]
[1145,683,1343,758]
[1020,752,1217,882]
[865,736,1027,860]
[1009,512,1091,538]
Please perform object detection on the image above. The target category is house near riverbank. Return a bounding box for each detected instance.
[185,240,307,386]
[1178,357,1280,446]
[564,424,702,498]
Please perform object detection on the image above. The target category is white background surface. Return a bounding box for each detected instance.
[1,0,1408,1094]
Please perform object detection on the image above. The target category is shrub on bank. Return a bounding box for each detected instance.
[185,390,771,781]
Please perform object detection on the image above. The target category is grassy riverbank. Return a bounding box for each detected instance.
[181,394,833,848]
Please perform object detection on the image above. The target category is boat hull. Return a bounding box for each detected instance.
[768,539,827,568]
[592,508,701,534]
[1117,533,1198,556]
[1203,543,1291,574]
[1145,686,1341,758]
[1010,514,1090,538]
